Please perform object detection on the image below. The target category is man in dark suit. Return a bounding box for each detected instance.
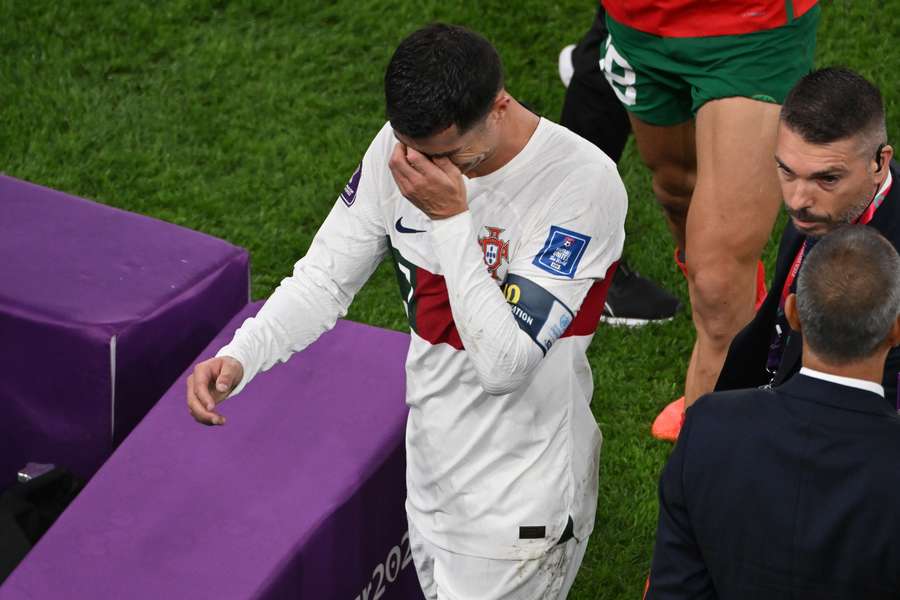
[647,225,900,599]
[716,67,899,400]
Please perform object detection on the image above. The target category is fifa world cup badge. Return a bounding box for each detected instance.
[478,226,509,280]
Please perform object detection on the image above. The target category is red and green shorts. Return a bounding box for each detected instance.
[600,5,820,126]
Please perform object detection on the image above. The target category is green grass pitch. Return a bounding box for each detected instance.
[3,1,898,597]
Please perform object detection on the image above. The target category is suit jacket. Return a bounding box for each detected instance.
[716,161,900,398]
[647,374,900,599]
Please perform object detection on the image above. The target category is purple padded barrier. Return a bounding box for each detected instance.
[0,303,425,600]
[0,175,250,489]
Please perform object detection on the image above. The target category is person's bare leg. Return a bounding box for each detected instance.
[626,116,696,249]
[683,97,782,406]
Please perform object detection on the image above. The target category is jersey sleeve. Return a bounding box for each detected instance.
[216,124,392,396]
[431,160,626,395]
[503,161,626,353]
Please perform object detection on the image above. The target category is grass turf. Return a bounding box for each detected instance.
[2,1,899,597]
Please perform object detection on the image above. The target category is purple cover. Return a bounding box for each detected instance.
[0,175,249,488]
[1,303,424,600]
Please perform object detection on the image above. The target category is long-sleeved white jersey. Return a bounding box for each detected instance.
[217,118,627,559]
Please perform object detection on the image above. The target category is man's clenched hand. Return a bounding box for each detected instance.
[186,356,244,426]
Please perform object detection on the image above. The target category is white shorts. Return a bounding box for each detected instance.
[407,517,589,600]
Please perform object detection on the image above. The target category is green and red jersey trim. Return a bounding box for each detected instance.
[602,0,817,38]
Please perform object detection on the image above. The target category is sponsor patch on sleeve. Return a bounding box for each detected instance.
[502,273,574,354]
[340,162,362,207]
[532,226,591,279]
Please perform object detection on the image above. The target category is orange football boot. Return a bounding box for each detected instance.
[651,397,685,442]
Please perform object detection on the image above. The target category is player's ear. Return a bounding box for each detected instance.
[490,90,511,122]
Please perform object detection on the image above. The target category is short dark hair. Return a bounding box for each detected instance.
[796,226,900,363]
[384,23,504,139]
[781,67,886,152]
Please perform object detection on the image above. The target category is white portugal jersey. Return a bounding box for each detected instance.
[218,118,627,560]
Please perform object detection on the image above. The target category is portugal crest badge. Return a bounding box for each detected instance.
[478,226,509,280]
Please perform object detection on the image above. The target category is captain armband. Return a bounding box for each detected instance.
[501,273,575,355]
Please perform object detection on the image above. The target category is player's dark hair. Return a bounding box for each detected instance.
[384,23,504,139]
[796,226,900,363]
[781,67,886,151]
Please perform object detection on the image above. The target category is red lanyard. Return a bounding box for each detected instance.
[781,242,807,304]
[780,171,894,304]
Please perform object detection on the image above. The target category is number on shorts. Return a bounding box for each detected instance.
[601,37,637,106]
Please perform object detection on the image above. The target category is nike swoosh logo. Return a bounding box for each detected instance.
[395,217,426,234]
